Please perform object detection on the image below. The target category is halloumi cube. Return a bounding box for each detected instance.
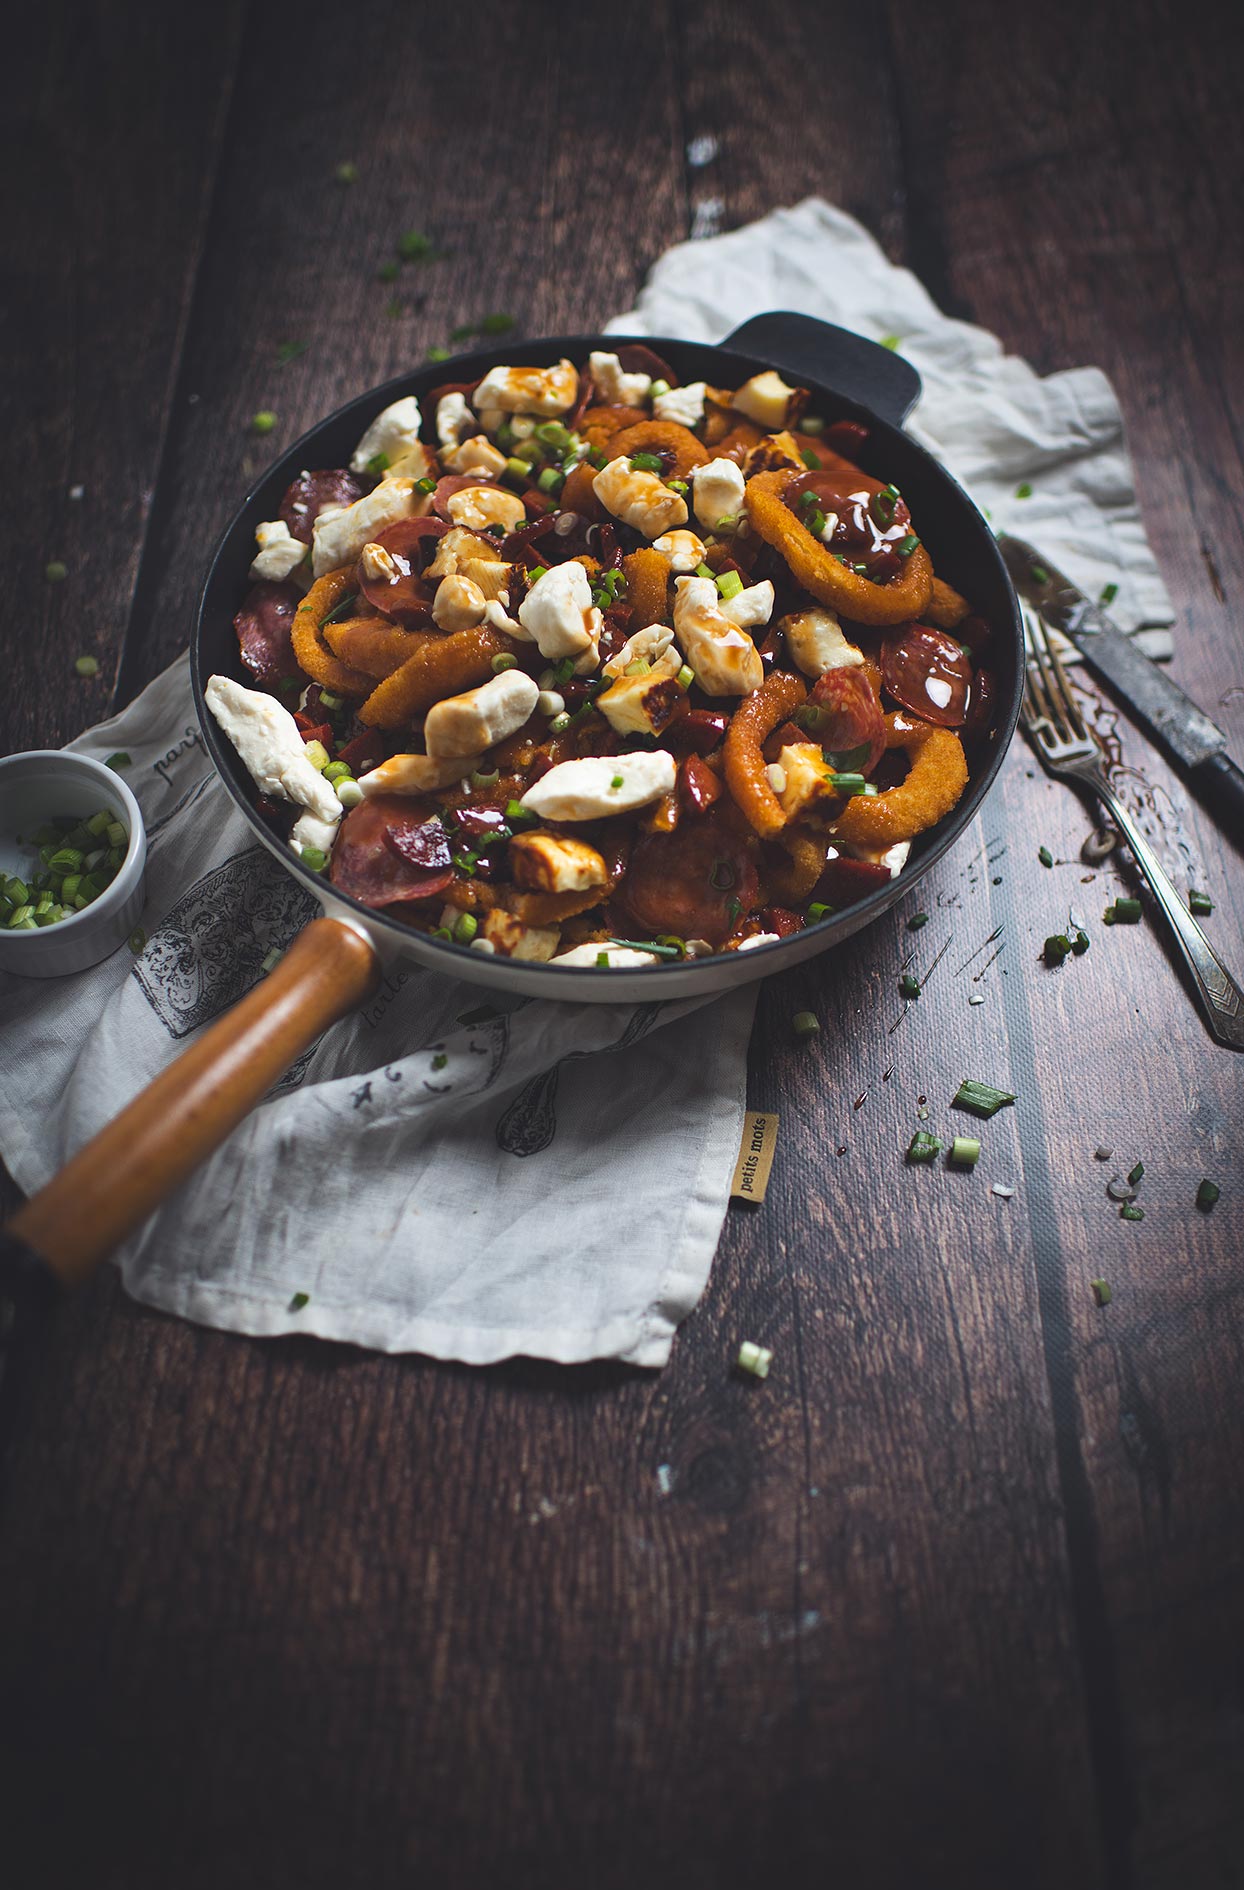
[432,574,488,632]
[519,751,676,822]
[481,909,561,961]
[423,669,539,759]
[781,607,864,678]
[653,381,706,428]
[445,483,527,533]
[731,369,798,430]
[776,743,839,823]
[509,832,609,894]
[472,359,579,416]
[719,579,774,630]
[595,648,684,737]
[691,456,745,531]
[602,623,675,678]
[444,436,508,477]
[358,751,485,796]
[589,351,652,407]
[311,478,417,577]
[593,456,688,539]
[651,527,706,573]
[427,527,500,578]
[350,396,423,475]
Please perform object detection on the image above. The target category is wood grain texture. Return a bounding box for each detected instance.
[1,2,1242,1886]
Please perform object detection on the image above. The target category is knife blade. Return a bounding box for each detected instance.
[999,533,1244,839]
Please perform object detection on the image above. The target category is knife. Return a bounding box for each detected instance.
[998,533,1244,840]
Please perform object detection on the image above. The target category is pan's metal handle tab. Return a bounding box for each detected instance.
[0,1227,60,1480]
[720,312,923,426]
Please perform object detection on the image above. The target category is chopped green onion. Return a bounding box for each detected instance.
[610,774,624,789]
[250,410,277,436]
[365,452,390,477]
[106,821,126,848]
[376,261,400,284]
[334,160,358,184]
[1038,845,1053,867]
[906,1131,941,1163]
[46,560,68,583]
[623,658,652,678]
[299,846,328,873]
[1099,582,1118,605]
[1071,929,1090,954]
[1128,1160,1144,1186]
[323,760,352,783]
[261,947,282,974]
[953,1080,1015,1119]
[430,927,453,942]
[1188,890,1213,916]
[1120,1203,1144,1222]
[46,848,83,873]
[949,1136,981,1167]
[829,772,867,795]
[1091,1279,1112,1306]
[1196,1179,1220,1210]
[736,1341,773,1379]
[655,936,686,957]
[714,514,740,534]
[529,566,551,585]
[453,912,478,944]
[415,476,436,495]
[534,422,572,450]
[801,448,822,470]
[537,468,564,495]
[807,902,833,922]
[104,752,131,770]
[491,652,518,674]
[335,780,363,808]
[792,1010,820,1040]
[596,950,611,967]
[899,972,921,999]
[7,905,35,928]
[668,479,689,495]
[470,769,499,788]
[1015,482,1033,499]
[276,340,308,365]
[74,654,99,677]
[321,590,360,626]
[649,378,671,399]
[695,562,715,580]
[548,712,571,734]
[1110,896,1142,923]
[59,873,82,903]
[1044,934,1071,966]
[426,345,450,363]
[128,926,147,953]
[907,912,928,930]
[801,415,825,435]
[629,451,663,472]
[396,229,434,261]
[676,664,695,690]
[503,456,530,485]
[716,568,744,601]
[303,740,330,772]
[505,800,534,823]
[895,533,921,556]
[879,335,900,351]
[480,313,515,335]
[289,1291,310,1311]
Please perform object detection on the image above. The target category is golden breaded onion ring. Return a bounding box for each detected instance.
[743,469,934,627]
[765,826,830,904]
[292,571,376,697]
[605,420,709,480]
[324,617,436,680]
[621,547,672,629]
[358,623,514,729]
[722,668,807,837]
[925,576,971,630]
[832,713,968,847]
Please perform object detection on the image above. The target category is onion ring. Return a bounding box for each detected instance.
[292,571,376,697]
[722,668,807,836]
[357,623,514,729]
[765,826,830,904]
[743,469,934,626]
[604,420,709,480]
[925,576,971,630]
[579,404,648,448]
[622,547,672,628]
[324,617,438,680]
[831,713,968,847]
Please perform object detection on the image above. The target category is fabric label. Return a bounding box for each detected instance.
[730,1110,778,1203]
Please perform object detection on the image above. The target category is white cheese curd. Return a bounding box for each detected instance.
[592,456,688,538]
[359,540,404,585]
[480,909,561,961]
[471,359,579,417]
[781,607,864,677]
[423,670,539,759]
[432,574,488,632]
[819,511,840,546]
[653,381,706,428]
[596,647,684,737]
[444,483,527,533]
[519,750,676,822]
[436,391,474,450]
[311,477,417,576]
[350,396,423,475]
[509,831,608,893]
[426,527,500,578]
[484,598,522,635]
[589,350,652,407]
[535,689,565,717]
[550,944,661,969]
[731,369,796,429]
[602,622,675,678]
[249,519,307,583]
[736,932,781,952]
[672,576,764,697]
[691,456,746,531]
[290,812,340,856]
[517,561,602,660]
[842,839,911,877]
[444,435,508,477]
[359,751,485,795]
[719,579,774,630]
[205,676,342,831]
[651,527,706,573]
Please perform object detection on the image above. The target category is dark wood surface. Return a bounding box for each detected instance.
[2,4,1242,1885]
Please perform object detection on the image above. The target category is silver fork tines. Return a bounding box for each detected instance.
[1018,604,1244,1049]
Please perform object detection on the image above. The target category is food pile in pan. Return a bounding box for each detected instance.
[208,347,995,966]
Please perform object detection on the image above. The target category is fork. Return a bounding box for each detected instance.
[1020,604,1244,1050]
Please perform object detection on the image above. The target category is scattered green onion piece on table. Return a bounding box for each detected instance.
[289,1291,310,1311]
[880,335,900,351]
[376,262,399,284]
[949,1136,981,1167]
[736,1341,773,1379]
[1043,934,1071,967]
[792,1010,820,1041]
[1015,482,1033,499]
[1029,564,1049,584]
[1112,896,1142,923]
[396,230,434,261]
[74,655,99,677]
[1071,929,1090,954]
[907,912,929,930]
[46,561,68,583]
[1102,905,1116,925]
[426,345,450,363]
[1091,1279,1112,1307]
[1128,1160,1144,1186]
[104,752,131,771]
[261,947,283,974]
[1099,582,1118,605]
[250,411,277,436]
[906,1131,941,1163]
[1188,890,1213,916]
[1120,1203,1144,1222]
[1038,845,1053,867]
[334,160,358,184]
[953,1080,1015,1119]
[1196,1179,1220,1210]
[716,568,744,601]
[480,313,515,335]
[899,973,921,999]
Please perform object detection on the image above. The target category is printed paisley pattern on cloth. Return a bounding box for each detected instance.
[132,846,318,1039]
[495,1004,663,1157]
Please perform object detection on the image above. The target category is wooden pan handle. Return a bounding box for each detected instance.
[7,916,379,1288]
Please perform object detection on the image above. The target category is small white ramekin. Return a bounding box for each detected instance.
[0,751,147,978]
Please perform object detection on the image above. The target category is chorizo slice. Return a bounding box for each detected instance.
[722,669,807,837]
[623,807,759,947]
[233,581,302,686]
[329,796,455,909]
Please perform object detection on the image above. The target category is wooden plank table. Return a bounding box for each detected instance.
[2,4,1241,1884]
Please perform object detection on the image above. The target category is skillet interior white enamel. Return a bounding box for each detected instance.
[193,312,1023,1002]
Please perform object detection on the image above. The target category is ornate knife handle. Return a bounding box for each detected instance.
[1093,770,1244,1049]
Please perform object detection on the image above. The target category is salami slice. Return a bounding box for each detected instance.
[330,796,455,908]
[624,809,758,946]
[233,582,302,686]
[279,469,368,545]
[807,667,888,774]
[880,623,973,728]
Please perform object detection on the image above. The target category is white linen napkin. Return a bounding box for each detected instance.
[0,197,1172,1367]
